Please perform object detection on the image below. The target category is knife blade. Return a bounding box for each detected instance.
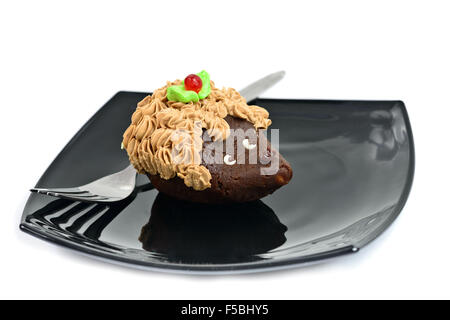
[239,70,285,102]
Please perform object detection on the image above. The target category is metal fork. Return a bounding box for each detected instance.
[30,70,286,202]
[31,165,137,202]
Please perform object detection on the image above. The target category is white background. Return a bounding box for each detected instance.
[1,0,449,299]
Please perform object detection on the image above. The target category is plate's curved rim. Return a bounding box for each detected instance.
[355,101,415,248]
[19,93,415,274]
[19,222,357,274]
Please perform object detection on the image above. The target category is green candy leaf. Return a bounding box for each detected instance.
[166,70,211,103]
[196,70,211,99]
[167,85,199,103]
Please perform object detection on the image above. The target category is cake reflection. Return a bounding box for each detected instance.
[139,193,287,264]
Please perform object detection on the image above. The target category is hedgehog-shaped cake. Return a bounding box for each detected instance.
[122,71,292,203]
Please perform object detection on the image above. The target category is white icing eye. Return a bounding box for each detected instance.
[242,139,256,150]
[224,154,236,165]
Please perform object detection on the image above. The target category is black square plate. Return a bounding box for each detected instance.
[20,92,414,274]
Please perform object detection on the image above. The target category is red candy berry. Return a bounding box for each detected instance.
[184,74,202,93]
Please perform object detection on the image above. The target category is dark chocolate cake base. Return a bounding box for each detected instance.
[148,116,293,203]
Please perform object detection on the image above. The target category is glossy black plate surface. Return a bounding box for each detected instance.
[20,92,414,273]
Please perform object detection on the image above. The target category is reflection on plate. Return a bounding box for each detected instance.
[140,193,287,264]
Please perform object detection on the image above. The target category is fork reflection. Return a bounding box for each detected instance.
[25,184,287,263]
[26,183,154,246]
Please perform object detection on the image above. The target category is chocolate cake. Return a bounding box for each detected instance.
[122,71,292,203]
[148,115,292,203]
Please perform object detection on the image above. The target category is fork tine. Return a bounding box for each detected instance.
[30,187,88,194]
[47,191,99,199]
[57,194,111,202]
[34,189,113,202]
[29,164,137,203]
